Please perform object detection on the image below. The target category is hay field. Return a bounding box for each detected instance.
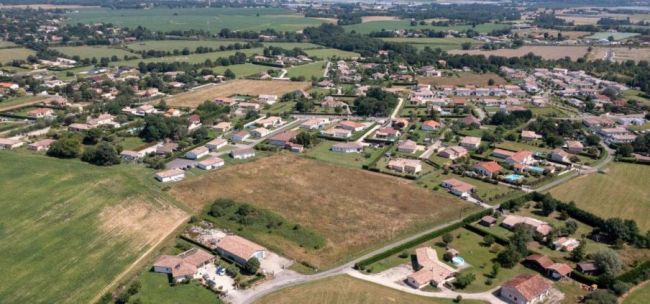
[592,47,650,62]
[165,80,310,108]
[0,151,187,303]
[361,16,399,22]
[169,154,478,269]
[0,47,36,63]
[449,45,590,60]
[550,163,650,231]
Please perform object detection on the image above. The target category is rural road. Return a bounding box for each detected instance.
[322,61,331,78]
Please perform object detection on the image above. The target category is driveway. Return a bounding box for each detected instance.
[195,263,235,294]
[260,253,293,276]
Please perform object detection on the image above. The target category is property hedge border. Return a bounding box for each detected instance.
[617,261,650,284]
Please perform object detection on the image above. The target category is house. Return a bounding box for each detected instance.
[499,274,551,304]
[577,262,600,276]
[155,169,185,183]
[521,130,542,141]
[388,158,422,174]
[286,142,304,153]
[28,139,56,151]
[213,121,232,133]
[565,141,584,154]
[231,131,250,143]
[441,178,475,197]
[28,108,54,118]
[338,121,366,132]
[546,263,573,280]
[462,115,482,127]
[437,146,468,160]
[230,148,255,160]
[501,215,552,236]
[300,118,330,130]
[405,247,456,289]
[250,127,270,138]
[197,156,225,170]
[397,140,419,154]
[422,120,441,131]
[552,237,580,252]
[165,108,181,117]
[153,248,215,283]
[216,235,266,266]
[492,148,516,159]
[0,138,24,150]
[256,116,283,128]
[460,136,481,150]
[185,146,209,160]
[206,138,227,151]
[156,142,179,155]
[506,151,535,165]
[268,131,297,146]
[550,148,571,163]
[374,127,401,141]
[474,161,503,178]
[188,114,202,131]
[331,142,364,153]
[87,113,117,127]
[524,255,572,280]
[258,94,278,105]
[120,150,142,161]
[479,215,497,227]
[321,127,352,139]
[392,118,409,130]
[214,97,237,106]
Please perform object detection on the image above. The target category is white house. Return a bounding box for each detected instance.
[499,274,551,304]
[230,148,255,160]
[206,138,227,151]
[155,169,185,183]
[185,146,209,160]
[216,235,266,266]
[197,156,225,170]
[331,142,364,153]
[0,138,24,150]
[258,94,278,105]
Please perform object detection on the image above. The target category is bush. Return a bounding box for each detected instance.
[611,280,632,296]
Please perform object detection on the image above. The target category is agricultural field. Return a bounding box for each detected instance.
[513,29,590,40]
[111,48,264,67]
[256,275,484,304]
[125,39,251,52]
[67,7,326,32]
[622,90,650,106]
[0,151,187,303]
[304,48,360,59]
[550,162,650,231]
[0,95,48,112]
[418,71,507,87]
[52,45,139,60]
[164,80,310,108]
[130,271,222,304]
[169,154,479,269]
[0,40,17,48]
[286,61,326,79]
[344,20,510,34]
[624,281,650,304]
[381,37,482,51]
[592,47,650,62]
[449,46,590,60]
[213,63,278,78]
[586,32,640,41]
[0,47,35,63]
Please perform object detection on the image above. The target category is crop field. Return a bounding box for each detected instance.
[0,47,35,63]
[67,7,326,32]
[586,32,639,40]
[169,154,478,269]
[256,275,483,304]
[0,151,187,303]
[592,47,650,62]
[418,71,507,87]
[287,61,326,79]
[449,46,590,60]
[126,39,250,52]
[513,29,590,40]
[304,48,360,59]
[53,45,139,60]
[165,80,310,108]
[0,95,49,112]
[381,37,481,51]
[111,48,264,67]
[344,20,510,34]
[213,63,278,78]
[550,163,650,231]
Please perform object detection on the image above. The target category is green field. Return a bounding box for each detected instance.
[213,63,278,78]
[624,281,650,304]
[0,40,17,48]
[0,151,186,303]
[303,140,381,169]
[131,271,222,304]
[344,20,510,34]
[550,162,650,231]
[111,48,264,67]
[586,32,639,40]
[53,45,140,59]
[125,40,322,53]
[67,7,326,32]
[304,48,359,59]
[287,61,325,79]
[381,37,481,51]
[0,47,35,63]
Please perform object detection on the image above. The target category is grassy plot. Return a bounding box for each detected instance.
[67,7,326,32]
[449,46,590,60]
[131,271,222,304]
[213,63,278,78]
[303,140,382,169]
[0,95,48,112]
[170,154,479,269]
[381,37,481,51]
[0,47,35,63]
[286,61,325,79]
[586,32,639,40]
[256,275,485,304]
[0,40,17,48]
[0,151,187,303]
[52,45,139,59]
[344,20,509,34]
[418,71,507,87]
[624,281,650,304]
[550,162,650,231]
[126,39,251,52]
[111,48,264,67]
[304,48,359,59]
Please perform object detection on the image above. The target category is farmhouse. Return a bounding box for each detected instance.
[206,138,227,151]
[460,136,481,150]
[405,247,456,289]
[473,161,503,178]
[501,215,552,236]
[441,178,475,197]
[437,146,468,160]
[28,139,56,151]
[387,158,422,174]
[216,235,267,266]
[230,148,255,160]
[185,146,209,160]
[421,120,441,131]
[268,131,298,146]
[0,138,24,150]
[155,169,185,183]
[499,274,551,304]
[28,108,54,118]
[153,248,215,283]
[331,142,364,153]
[197,156,225,170]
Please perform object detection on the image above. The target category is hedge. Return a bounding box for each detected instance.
[616,260,650,284]
[354,209,493,270]
[571,270,599,286]
[464,223,510,246]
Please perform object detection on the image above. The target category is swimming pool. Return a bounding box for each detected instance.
[525,166,544,174]
[503,174,524,182]
[452,256,465,266]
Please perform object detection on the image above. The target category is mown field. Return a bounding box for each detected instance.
[0,151,187,303]
[111,48,264,67]
[0,95,48,112]
[304,48,359,59]
[213,63,278,78]
[0,47,35,63]
[449,45,590,60]
[165,80,310,108]
[287,61,325,79]
[381,37,481,51]
[256,275,485,304]
[592,47,650,62]
[125,40,322,52]
[53,45,140,59]
[550,162,650,231]
[344,20,510,34]
[67,7,326,32]
[169,154,478,269]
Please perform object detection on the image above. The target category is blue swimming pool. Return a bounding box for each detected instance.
[526,166,545,174]
[504,174,524,182]
[452,256,465,266]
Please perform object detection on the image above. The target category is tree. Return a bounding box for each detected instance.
[570,239,586,261]
[483,234,495,246]
[295,131,318,148]
[81,142,121,166]
[487,78,495,86]
[617,144,633,157]
[584,289,617,304]
[47,135,81,158]
[442,233,454,245]
[454,272,475,289]
[592,249,622,277]
[244,257,260,274]
[461,42,471,50]
[540,199,557,216]
[223,68,236,79]
[490,262,500,278]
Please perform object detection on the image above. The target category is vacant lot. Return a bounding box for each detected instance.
[449,46,590,60]
[287,61,326,79]
[418,71,507,87]
[165,80,310,108]
[53,46,139,60]
[0,151,187,303]
[170,154,477,269]
[550,163,650,231]
[381,37,481,51]
[0,47,35,63]
[256,275,484,304]
[213,63,278,78]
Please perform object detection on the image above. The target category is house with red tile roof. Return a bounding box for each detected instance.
[216,235,267,266]
[499,274,551,304]
[473,161,503,178]
[506,150,535,165]
[153,248,215,283]
[405,247,457,289]
[421,120,441,131]
[441,178,475,197]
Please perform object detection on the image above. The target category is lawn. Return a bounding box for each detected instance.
[304,48,360,59]
[52,45,139,60]
[344,20,509,34]
[67,7,326,32]
[381,37,481,51]
[256,275,485,304]
[0,40,17,48]
[0,151,187,303]
[550,162,650,231]
[623,89,650,106]
[117,136,151,150]
[417,171,520,204]
[303,140,382,169]
[624,281,650,304]
[0,47,35,63]
[111,48,264,67]
[286,61,326,80]
[213,63,278,78]
[169,154,479,270]
[131,271,222,304]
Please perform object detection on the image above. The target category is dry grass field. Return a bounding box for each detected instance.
[449,46,590,60]
[418,71,507,87]
[170,154,477,269]
[514,29,590,40]
[165,80,310,108]
[592,47,650,62]
[361,15,400,22]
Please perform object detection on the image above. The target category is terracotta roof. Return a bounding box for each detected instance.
[502,274,551,302]
[508,150,533,163]
[548,263,573,276]
[422,120,440,128]
[269,130,298,143]
[525,254,554,268]
[475,161,503,173]
[218,235,266,261]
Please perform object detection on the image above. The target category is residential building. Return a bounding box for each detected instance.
[374,127,401,141]
[552,237,580,252]
[474,161,503,178]
[28,108,54,118]
[230,148,255,160]
[565,141,584,154]
[185,146,209,160]
[397,140,419,154]
[437,146,468,160]
[197,156,225,170]
[321,127,352,139]
[251,127,270,138]
[331,142,364,153]
[521,130,542,141]
[337,121,366,132]
[256,116,283,128]
[0,138,24,150]
[231,131,250,143]
[499,274,551,304]
[501,215,552,236]
[506,151,535,166]
[479,215,497,227]
[268,131,297,146]
[120,150,142,161]
[300,118,330,130]
[421,120,441,131]
[462,115,481,127]
[441,178,475,197]
[153,248,215,283]
[213,121,232,133]
[206,138,227,151]
[388,158,422,174]
[216,235,266,266]
[28,139,56,151]
[550,148,571,163]
[258,94,278,105]
[460,136,481,150]
[492,148,515,159]
[405,247,456,289]
[155,169,185,183]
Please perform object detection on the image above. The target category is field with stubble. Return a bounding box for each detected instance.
[449,45,590,60]
[170,154,478,269]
